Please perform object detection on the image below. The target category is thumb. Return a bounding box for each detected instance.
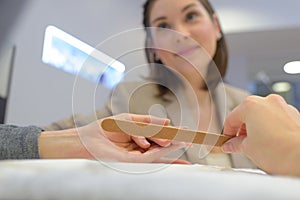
[221,135,246,153]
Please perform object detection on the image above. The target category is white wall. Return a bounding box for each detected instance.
[225,28,300,89]
[6,0,147,126]
[211,0,300,33]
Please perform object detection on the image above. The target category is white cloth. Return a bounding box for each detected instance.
[1,159,300,200]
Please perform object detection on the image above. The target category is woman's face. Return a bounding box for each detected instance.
[149,0,221,83]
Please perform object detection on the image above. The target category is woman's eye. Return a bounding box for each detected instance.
[186,12,198,21]
[157,22,169,29]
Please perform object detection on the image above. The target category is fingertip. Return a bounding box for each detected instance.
[171,159,191,165]
[171,141,191,148]
[163,119,171,125]
[136,137,151,148]
[221,142,234,153]
[161,140,172,147]
[142,140,151,148]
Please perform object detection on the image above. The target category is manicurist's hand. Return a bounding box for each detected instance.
[222,94,300,176]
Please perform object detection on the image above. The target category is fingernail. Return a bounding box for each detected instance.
[142,139,150,146]
[163,143,171,147]
[222,142,234,153]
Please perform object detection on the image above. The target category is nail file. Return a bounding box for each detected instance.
[101,118,232,147]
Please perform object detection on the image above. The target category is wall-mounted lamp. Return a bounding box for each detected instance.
[42,25,125,89]
[283,61,300,74]
[272,82,291,93]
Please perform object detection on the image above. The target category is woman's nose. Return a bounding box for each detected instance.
[174,25,190,43]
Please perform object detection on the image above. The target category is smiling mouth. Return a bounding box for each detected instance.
[176,46,200,57]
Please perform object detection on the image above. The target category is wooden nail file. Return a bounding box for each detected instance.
[101,118,232,147]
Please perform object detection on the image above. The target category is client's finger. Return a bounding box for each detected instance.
[141,142,187,163]
[221,135,246,153]
[148,138,171,147]
[132,136,151,149]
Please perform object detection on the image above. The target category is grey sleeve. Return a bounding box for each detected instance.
[0,125,43,160]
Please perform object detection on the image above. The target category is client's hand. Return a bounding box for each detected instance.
[39,113,190,164]
[102,113,173,150]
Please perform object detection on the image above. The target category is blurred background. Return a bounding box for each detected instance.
[0,0,299,126]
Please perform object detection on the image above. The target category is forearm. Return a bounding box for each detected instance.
[281,134,300,177]
[38,128,93,159]
[257,129,300,177]
[0,125,42,159]
[287,152,300,177]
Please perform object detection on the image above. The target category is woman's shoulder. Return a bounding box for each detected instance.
[113,81,160,99]
[223,83,250,97]
[111,81,167,114]
[216,83,250,106]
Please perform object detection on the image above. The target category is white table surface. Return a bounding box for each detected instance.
[0,159,300,200]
